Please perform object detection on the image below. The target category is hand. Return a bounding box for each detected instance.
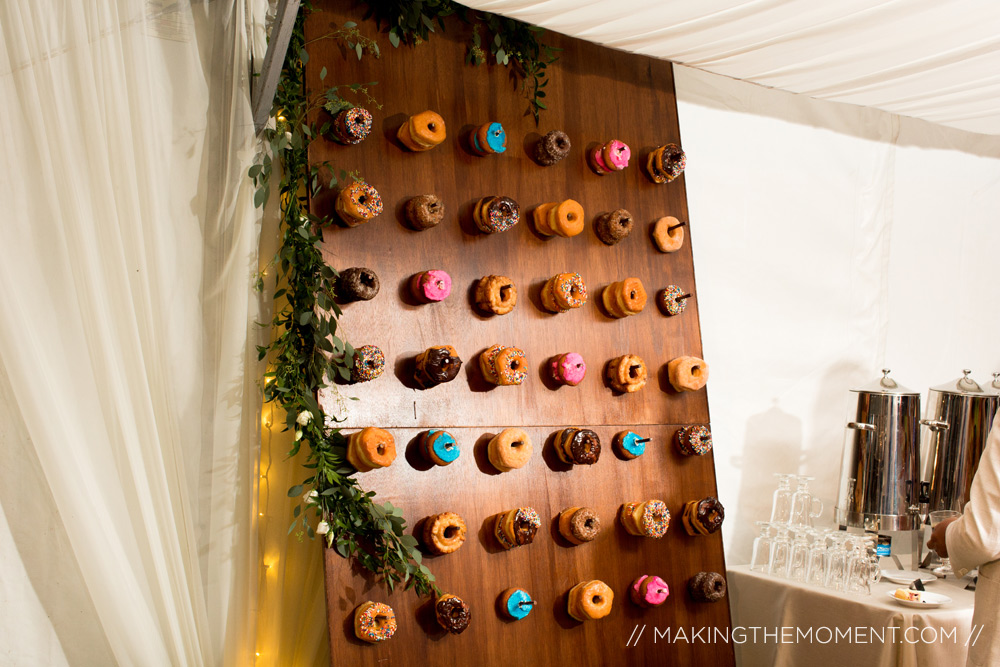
[927,516,960,558]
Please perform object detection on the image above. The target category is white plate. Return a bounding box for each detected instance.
[881,570,937,585]
[886,591,952,609]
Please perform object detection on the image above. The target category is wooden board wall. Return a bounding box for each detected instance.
[306,2,734,665]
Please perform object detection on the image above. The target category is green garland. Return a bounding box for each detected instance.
[250,7,437,596]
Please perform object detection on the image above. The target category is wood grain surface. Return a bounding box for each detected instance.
[306,2,734,664]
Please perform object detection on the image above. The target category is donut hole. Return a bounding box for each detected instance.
[427,122,437,132]
[616,146,627,156]
[584,518,595,529]
[375,614,389,627]
[629,365,641,379]
[592,595,603,605]
[511,440,524,449]
[691,366,703,377]
[556,138,568,149]
[510,359,525,372]
[428,201,440,212]
[449,607,463,619]
[567,212,576,221]
[574,363,583,371]
[714,580,724,592]
[358,195,368,206]
[443,525,458,540]
[360,273,376,287]
[492,129,502,138]
[436,280,447,290]
[500,285,513,301]
[376,443,386,456]
[570,286,582,299]
[365,360,376,369]
[629,290,636,299]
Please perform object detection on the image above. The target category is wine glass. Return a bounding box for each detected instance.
[771,474,797,524]
[930,510,961,576]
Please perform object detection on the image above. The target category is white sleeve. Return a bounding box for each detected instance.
[946,410,1000,576]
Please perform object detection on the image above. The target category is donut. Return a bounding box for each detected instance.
[676,425,712,456]
[410,270,452,303]
[606,354,648,393]
[479,345,527,386]
[567,580,613,621]
[601,278,647,318]
[499,588,535,620]
[689,572,727,603]
[535,130,571,165]
[493,507,540,550]
[533,199,584,238]
[659,285,691,316]
[630,575,670,608]
[354,601,396,642]
[478,344,505,384]
[471,122,507,156]
[350,345,385,383]
[346,427,396,472]
[419,429,460,466]
[335,180,383,227]
[558,506,601,544]
[682,497,725,535]
[337,267,380,301]
[414,345,462,389]
[549,352,586,386]
[652,216,685,252]
[332,106,372,145]
[554,428,601,465]
[667,356,709,392]
[422,511,467,554]
[488,428,533,472]
[435,594,471,634]
[620,500,670,538]
[405,194,445,230]
[397,110,446,151]
[475,275,517,315]
[589,139,630,175]
[594,209,633,245]
[473,196,520,234]
[646,143,686,184]
[541,273,588,313]
[613,430,649,460]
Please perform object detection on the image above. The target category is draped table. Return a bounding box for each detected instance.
[727,564,977,667]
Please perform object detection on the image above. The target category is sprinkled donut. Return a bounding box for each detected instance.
[606,354,648,393]
[335,180,383,227]
[354,601,396,642]
[346,427,396,472]
[405,194,445,230]
[659,285,691,316]
[549,352,586,386]
[410,269,452,303]
[414,345,462,389]
[594,209,634,245]
[350,345,385,383]
[590,139,630,175]
[397,110,446,151]
[435,594,471,634]
[602,277,647,318]
[682,497,725,535]
[473,196,520,234]
[677,425,712,456]
[689,571,727,603]
[478,344,505,384]
[494,507,540,550]
[475,275,517,315]
[480,345,527,386]
[541,272,588,313]
[422,511,467,555]
[419,429,460,466]
[499,588,535,620]
[613,430,649,460]
[558,506,601,545]
[554,428,601,465]
[630,575,670,608]
[620,500,670,538]
[646,143,686,184]
[652,216,686,252]
[332,106,372,145]
[533,199,584,238]
[471,121,507,156]
[567,580,614,621]
[488,428,533,472]
[337,267,380,301]
[667,355,709,392]
[535,130,571,165]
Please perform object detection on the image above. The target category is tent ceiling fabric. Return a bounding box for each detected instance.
[461,0,1000,135]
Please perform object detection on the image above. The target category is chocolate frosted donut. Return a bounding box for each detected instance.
[594,209,633,245]
[535,130,571,165]
[414,346,462,388]
[689,572,727,603]
[683,497,725,535]
[511,509,540,545]
[567,507,601,543]
[405,194,445,230]
[338,267,380,301]
[435,594,471,634]
[568,429,601,465]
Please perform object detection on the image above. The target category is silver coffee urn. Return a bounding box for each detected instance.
[922,371,1000,513]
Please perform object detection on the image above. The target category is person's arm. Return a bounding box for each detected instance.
[944,411,1000,576]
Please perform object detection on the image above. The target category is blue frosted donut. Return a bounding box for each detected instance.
[421,429,460,465]
[485,122,506,153]
[614,430,647,460]
[501,588,533,620]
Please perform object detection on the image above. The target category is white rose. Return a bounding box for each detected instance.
[316,521,330,535]
[305,490,318,504]
[294,430,303,441]
[296,411,313,426]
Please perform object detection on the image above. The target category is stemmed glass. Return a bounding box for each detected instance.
[930,510,961,576]
[751,521,774,573]
[771,474,797,524]
[790,476,824,527]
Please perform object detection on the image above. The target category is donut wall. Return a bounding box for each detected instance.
[307,2,734,664]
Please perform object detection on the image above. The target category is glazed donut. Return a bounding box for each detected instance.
[494,507,541,550]
[397,110,446,151]
[594,209,634,245]
[350,345,385,383]
[535,130,571,165]
[589,139,630,175]
[659,285,691,316]
[602,278,647,318]
[337,267,380,301]
[499,588,535,620]
[554,428,602,465]
[620,500,670,538]
[332,106,372,145]
[335,180,383,227]
[534,199,584,238]
[419,429,460,466]
[422,511,467,555]
[405,194,445,230]
[558,506,601,544]
[479,345,527,386]
[682,497,725,535]
[667,356,709,392]
[676,425,712,456]
[346,427,396,472]
[549,352,586,386]
[473,196,520,234]
[435,594,471,634]
[652,216,685,253]
[646,143,686,184]
[613,430,649,460]
[475,275,517,315]
[630,575,670,608]
[488,428,533,472]
[567,580,614,621]
[471,122,507,156]
[414,345,463,389]
[354,601,396,642]
[541,273,588,313]
[606,354,648,393]
[689,571,727,603]
[410,270,452,303]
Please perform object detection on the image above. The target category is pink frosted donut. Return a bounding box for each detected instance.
[411,270,451,303]
[630,575,670,608]
[591,147,611,173]
[604,140,631,170]
[550,353,586,386]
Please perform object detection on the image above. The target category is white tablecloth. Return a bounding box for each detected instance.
[728,565,977,667]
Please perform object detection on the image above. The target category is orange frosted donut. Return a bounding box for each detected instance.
[532,202,557,235]
[652,216,686,252]
[606,354,647,393]
[534,199,584,238]
[567,580,614,621]
[354,602,396,642]
[335,180,383,227]
[397,110,446,151]
[620,500,670,538]
[488,428,533,471]
[346,427,396,472]
[667,356,709,392]
[541,273,588,313]
[601,277,647,318]
[479,344,504,384]
[494,347,528,385]
[422,511,467,554]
